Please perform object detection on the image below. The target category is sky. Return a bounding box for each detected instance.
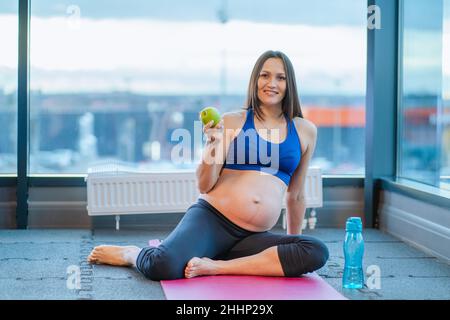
[0,0,448,96]
[0,14,367,95]
[0,0,367,26]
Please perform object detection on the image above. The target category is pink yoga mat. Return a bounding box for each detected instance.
[161,273,346,300]
[148,239,162,247]
[149,239,345,300]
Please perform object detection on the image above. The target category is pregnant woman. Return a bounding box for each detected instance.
[88,50,329,280]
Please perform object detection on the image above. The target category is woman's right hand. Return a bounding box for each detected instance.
[203,119,224,145]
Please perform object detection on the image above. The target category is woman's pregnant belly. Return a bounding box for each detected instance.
[198,168,287,232]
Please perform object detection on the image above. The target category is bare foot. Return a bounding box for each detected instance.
[184,257,222,278]
[87,245,141,267]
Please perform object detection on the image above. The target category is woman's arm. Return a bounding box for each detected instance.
[286,119,318,235]
[196,112,237,194]
[196,139,225,194]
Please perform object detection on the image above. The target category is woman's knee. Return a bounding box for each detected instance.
[305,237,329,272]
[279,236,329,277]
[136,248,185,280]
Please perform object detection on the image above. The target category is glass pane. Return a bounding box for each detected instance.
[400,0,450,191]
[442,0,450,190]
[30,0,366,174]
[0,1,18,174]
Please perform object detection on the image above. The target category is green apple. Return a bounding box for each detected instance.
[199,106,221,127]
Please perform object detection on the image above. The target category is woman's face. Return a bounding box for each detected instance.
[257,58,287,109]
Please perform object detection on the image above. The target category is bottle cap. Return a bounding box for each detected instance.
[346,217,362,232]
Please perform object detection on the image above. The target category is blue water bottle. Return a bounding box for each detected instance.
[342,217,364,289]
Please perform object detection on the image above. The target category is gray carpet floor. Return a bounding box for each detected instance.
[1,227,449,300]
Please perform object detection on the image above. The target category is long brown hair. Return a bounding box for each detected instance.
[244,50,303,122]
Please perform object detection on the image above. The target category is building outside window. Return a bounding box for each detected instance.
[399,0,450,191]
[0,0,18,174]
[27,0,367,175]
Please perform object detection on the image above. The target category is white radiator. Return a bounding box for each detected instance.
[86,167,323,230]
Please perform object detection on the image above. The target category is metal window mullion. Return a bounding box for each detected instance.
[364,0,399,228]
[396,0,404,180]
[435,2,445,187]
[16,0,30,229]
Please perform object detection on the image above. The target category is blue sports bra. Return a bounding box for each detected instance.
[223,108,302,185]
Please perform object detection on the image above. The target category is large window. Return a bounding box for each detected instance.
[0,1,18,174]
[29,0,366,175]
[399,0,450,191]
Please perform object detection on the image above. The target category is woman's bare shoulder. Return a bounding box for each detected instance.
[223,109,247,119]
[223,109,247,129]
[293,117,317,135]
[292,117,317,153]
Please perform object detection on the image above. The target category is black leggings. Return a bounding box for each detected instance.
[136,198,329,280]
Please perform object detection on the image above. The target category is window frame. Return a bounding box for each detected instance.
[3,0,448,230]
[397,0,449,191]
